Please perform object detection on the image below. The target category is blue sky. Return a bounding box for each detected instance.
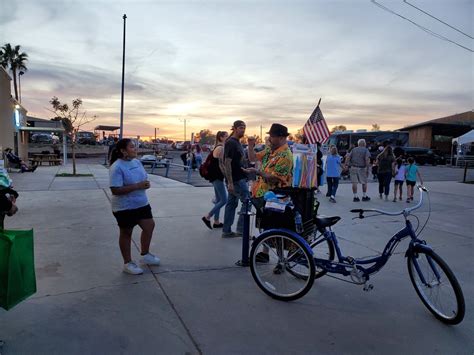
[1,0,472,140]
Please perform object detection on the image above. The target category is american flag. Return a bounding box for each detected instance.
[303,105,330,144]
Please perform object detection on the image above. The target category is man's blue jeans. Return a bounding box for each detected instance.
[223,179,250,234]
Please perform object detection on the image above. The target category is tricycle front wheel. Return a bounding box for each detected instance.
[250,230,315,301]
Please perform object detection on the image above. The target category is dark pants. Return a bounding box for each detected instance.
[377,172,392,196]
[326,177,340,197]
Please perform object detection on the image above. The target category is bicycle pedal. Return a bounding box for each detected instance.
[363,283,374,292]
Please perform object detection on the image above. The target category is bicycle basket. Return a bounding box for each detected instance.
[253,187,318,239]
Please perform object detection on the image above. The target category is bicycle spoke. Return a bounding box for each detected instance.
[408,250,463,323]
[251,233,315,300]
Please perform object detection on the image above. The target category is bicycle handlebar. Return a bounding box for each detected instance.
[350,185,428,217]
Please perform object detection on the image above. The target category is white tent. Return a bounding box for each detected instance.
[452,130,474,145]
[451,129,474,166]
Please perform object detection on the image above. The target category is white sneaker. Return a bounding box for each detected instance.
[141,253,161,266]
[123,261,144,275]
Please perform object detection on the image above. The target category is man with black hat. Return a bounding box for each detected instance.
[246,123,293,197]
[222,120,249,238]
[245,123,293,262]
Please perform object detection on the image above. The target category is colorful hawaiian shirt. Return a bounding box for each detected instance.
[252,143,293,198]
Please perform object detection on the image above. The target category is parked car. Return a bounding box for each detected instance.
[31,133,53,144]
[139,155,168,167]
[402,147,445,166]
[76,131,97,145]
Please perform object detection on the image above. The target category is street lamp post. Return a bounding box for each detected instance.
[179,118,187,141]
[119,14,127,139]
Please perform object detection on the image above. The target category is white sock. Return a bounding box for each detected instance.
[363,192,367,197]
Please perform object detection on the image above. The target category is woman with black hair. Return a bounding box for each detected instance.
[109,139,160,275]
[376,145,396,201]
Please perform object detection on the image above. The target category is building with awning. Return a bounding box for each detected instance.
[19,124,67,165]
[1,67,67,164]
[400,111,474,155]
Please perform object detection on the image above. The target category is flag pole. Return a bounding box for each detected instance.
[316,97,322,108]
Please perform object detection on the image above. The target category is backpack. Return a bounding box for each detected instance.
[199,151,215,180]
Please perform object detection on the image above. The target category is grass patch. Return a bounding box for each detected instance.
[55,173,94,177]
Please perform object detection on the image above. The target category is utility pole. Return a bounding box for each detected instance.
[119,14,127,139]
[179,118,187,141]
[260,125,263,142]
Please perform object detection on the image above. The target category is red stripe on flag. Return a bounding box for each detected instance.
[302,105,330,144]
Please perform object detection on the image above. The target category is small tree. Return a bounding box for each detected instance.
[331,125,347,133]
[371,123,381,131]
[196,129,216,145]
[294,128,305,143]
[49,96,96,175]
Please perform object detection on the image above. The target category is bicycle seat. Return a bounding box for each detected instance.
[314,215,341,230]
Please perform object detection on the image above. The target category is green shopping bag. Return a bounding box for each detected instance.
[0,229,36,310]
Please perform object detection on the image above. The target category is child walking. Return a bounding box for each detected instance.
[405,157,423,203]
[392,158,405,202]
[326,145,342,203]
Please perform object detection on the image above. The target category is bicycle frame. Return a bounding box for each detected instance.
[315,219,423,279]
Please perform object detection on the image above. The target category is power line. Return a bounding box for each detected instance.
[371,0,473,52]
[403,0,473,39]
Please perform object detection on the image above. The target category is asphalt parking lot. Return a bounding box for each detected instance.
[74,150,473,187]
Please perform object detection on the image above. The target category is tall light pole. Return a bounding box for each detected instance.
[119,14,127,139]
[18,71,24,103]
[179,118,187,141]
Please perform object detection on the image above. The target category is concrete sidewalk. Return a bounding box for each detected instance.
[1,164,473,354]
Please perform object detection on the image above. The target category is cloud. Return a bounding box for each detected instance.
[5,0,472,140]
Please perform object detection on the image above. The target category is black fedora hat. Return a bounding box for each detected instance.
[267,123,289,137]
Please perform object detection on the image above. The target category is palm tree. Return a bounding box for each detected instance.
[0,43,28,101]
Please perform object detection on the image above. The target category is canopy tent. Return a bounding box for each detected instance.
[94,125,120,131]
[94,125,120,141]
[451,129,474,166]
[452,130,474,145]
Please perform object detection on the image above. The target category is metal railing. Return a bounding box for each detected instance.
[150,159,194,184]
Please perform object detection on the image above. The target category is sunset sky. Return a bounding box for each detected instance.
[1,0,472,140]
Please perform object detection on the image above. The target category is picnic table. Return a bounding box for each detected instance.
[29,154,62,166]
